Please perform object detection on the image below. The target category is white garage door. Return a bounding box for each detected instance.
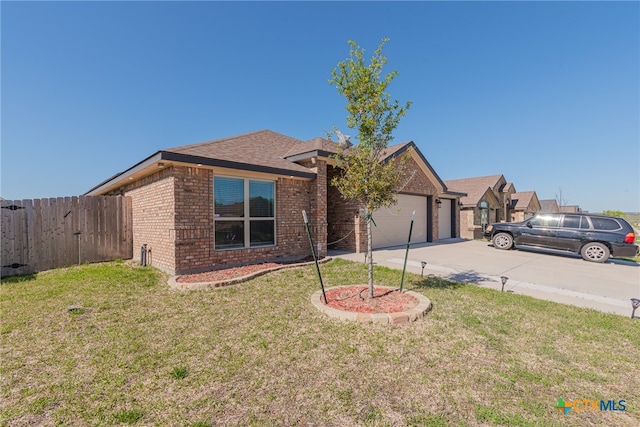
[439,198,452,239]
[371,194,427,249]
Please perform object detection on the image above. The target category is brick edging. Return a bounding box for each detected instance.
[310,285,432,325]
[167,257,333,291]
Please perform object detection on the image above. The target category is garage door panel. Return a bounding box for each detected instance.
[371,195,427,249]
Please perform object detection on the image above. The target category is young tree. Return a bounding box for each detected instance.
[329,38,412,298]
[555,188,567,211]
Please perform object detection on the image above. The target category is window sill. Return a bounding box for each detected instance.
[214,244,277,252]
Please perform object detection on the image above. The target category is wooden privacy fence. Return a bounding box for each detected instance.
[1,196,133,277]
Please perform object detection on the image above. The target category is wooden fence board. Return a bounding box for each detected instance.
[33,198,42,272]
[54,197,63,268]
[25,199,35,272]
[1,200,16,270]
[0,196,132,277]
[17,200,28,270]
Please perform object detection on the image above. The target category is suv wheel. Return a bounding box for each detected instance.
[581,242,610,263]
[492,233,514,250]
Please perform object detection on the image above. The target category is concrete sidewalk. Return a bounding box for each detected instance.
[329,239,640,317]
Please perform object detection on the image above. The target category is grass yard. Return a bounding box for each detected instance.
[1,259,639,426]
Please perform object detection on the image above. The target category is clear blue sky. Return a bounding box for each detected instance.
[2,1,639,213]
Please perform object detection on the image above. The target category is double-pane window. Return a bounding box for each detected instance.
[214,177,275,249]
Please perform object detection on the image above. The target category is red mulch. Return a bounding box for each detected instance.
[175,257,319,284]
[323,286,418,313]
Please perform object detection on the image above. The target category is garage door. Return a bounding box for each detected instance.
[439,198,452,239]
[371,194,427,249]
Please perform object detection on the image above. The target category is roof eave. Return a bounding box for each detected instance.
[86,151,316,196]
[441,190,467,198]
[161,152,316,178]
[85,151,164,195]
[284,150,337,163]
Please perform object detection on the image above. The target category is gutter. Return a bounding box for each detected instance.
[86,151,316,196]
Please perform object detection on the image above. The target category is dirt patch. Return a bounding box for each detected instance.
[323,285,418,313]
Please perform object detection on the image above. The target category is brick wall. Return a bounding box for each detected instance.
[327,166,364,252]
[298,159,327,257]
[122,153,455,272]
[189,176,312,274]
[397,157,438,196]
[174,167,213,273]
[460,209,478,240]
[327,156,445,252]
[121,165,319,275]
[123,167,176,273]
[273,176,313,260]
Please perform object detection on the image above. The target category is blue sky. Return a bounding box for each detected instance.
[2,1,639,213]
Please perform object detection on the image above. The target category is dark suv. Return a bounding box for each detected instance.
[484,213,639,262]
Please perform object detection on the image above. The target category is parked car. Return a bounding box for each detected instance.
[484,213,639,263]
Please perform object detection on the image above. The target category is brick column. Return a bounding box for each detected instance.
[312,160,328,257]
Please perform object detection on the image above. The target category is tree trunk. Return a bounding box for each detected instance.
[366,212,374,299]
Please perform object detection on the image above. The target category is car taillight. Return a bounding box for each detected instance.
[624,232,636,244]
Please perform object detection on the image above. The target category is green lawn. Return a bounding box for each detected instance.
[1,260,638,426]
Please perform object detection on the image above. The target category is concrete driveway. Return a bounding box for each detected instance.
[330,239,640,317]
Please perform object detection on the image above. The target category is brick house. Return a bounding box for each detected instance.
[559,205,584,213]
[446,174,546,239]
[444,175,516,240]
[509,191,541,222]
[539,199,560,213]
[87,130,462,274]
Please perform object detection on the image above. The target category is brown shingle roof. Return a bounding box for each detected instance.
[283,138,413,161]
[164,129,313,175]
[510,191,535,210]
[380,141,412,159]
[283,137,340,158]
[539,199,559,213]
[504,182,516,193]
[559,205,582,213]
[444,175,504,205]
[87,130,451,196]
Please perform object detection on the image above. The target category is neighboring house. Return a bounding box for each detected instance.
[539,199,560,213]
[559,205,584,213]
[509,191,541,222]
[87,130,463,275]
[444,174,515,240]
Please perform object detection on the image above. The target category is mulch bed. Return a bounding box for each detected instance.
[175,257,319,284]
[323,286,418,313]
[176,260,417,315]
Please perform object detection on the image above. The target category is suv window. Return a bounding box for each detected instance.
[561,215,590,229]
[590,217,621,231]
[562,215,580,229]
[529,215,560,227]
